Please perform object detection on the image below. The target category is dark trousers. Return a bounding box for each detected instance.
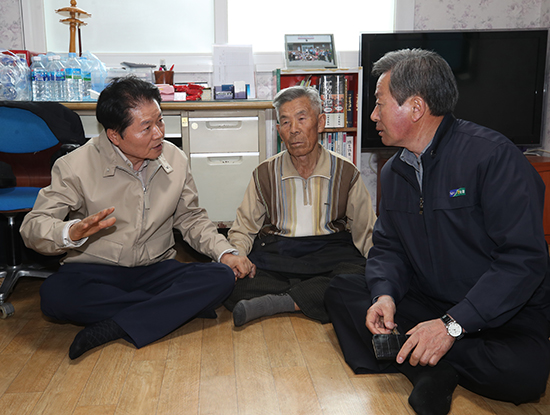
[325,273,550,405]
[40,259,235,348]
[224,233,366,323]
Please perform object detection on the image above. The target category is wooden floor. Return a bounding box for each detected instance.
[1,244,549,414]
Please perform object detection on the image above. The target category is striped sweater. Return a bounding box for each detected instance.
[228,145,375,257]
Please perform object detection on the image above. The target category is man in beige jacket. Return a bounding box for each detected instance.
[20,77,254,359]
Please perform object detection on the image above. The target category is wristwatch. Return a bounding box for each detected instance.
[441,314,464,340]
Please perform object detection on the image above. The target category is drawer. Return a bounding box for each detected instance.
[163,114,181,139]
[190,152,259,222]
[189,116,258,153]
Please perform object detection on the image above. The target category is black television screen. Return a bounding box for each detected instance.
[360,30,549,150]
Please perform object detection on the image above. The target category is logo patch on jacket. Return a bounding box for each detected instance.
[449,187,466,197]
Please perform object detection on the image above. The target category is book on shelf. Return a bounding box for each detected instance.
[318,75,346,128]
[320,131,355,163]
[346,88,354,128]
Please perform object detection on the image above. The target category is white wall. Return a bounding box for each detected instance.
[0,0,24,49]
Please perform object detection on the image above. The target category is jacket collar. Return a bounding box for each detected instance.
[94,130,173,178]
[422,113,456,166]
[390,113,457,187]
[281,144,331,180]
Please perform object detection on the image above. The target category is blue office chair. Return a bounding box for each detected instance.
[0,103,84,318]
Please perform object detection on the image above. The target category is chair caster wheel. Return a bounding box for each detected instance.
[0,302,15,319]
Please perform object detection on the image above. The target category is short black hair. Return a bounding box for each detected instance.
[96,76,161,135]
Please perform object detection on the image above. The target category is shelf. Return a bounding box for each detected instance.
[321,127,358,133]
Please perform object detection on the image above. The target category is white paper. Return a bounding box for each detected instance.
[213,44,256,99]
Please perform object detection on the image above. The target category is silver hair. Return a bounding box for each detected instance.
[272,85,322,121]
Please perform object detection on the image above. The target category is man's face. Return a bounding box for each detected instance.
[370,71,414,148]
[276,96,325,158]
[107,99,165,169]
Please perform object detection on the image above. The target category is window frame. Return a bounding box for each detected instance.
[22,0,413,73]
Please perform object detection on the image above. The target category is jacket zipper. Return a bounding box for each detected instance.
[419,196,424,215]
[143,164,162,211]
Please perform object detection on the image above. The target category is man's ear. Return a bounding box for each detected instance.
[318,113,326,132]
[106,129,121,146]
[410,96,427,123]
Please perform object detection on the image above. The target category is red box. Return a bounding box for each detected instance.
[2,50,40,66]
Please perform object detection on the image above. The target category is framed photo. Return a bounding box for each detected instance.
[284,34,337,68]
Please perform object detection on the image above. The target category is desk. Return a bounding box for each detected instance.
[63,100,274,112]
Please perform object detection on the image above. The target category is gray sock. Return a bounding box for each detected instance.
[233,294,296,327]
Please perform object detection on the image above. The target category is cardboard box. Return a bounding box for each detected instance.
[214,85,234,100]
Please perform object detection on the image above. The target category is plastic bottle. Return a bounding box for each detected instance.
[0,55,31,101]
[31,56,49,101]
[65,52,82,101]
[91,59,106,96]
[45,55,54,100]
[0,54,17,100]
[47,55,66,101]
[79,56,92,101]
[16,57,32,101]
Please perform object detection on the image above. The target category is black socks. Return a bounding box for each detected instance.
[395,360,459,415]
[69,319,128,360]
[233,293,296,327]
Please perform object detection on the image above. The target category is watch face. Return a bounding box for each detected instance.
[447,321,462,337]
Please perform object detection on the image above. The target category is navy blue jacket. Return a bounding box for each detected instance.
[368,114,550,333]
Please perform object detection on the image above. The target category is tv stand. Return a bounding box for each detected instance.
[526,156,550,244]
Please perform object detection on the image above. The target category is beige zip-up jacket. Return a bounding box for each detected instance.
[20,131,233,267]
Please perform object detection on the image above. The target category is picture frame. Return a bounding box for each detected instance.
[284,34,337,68]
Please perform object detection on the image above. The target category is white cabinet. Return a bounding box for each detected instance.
[182,109,266,226]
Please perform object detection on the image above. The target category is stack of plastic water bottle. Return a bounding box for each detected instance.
[26,52,107,102]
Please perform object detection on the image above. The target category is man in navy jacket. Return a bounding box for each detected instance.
[325,48,550,415]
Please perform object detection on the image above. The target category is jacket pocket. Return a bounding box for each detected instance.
[74,238,123,263]
[432,194,477,210]
[145,231,175,260]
